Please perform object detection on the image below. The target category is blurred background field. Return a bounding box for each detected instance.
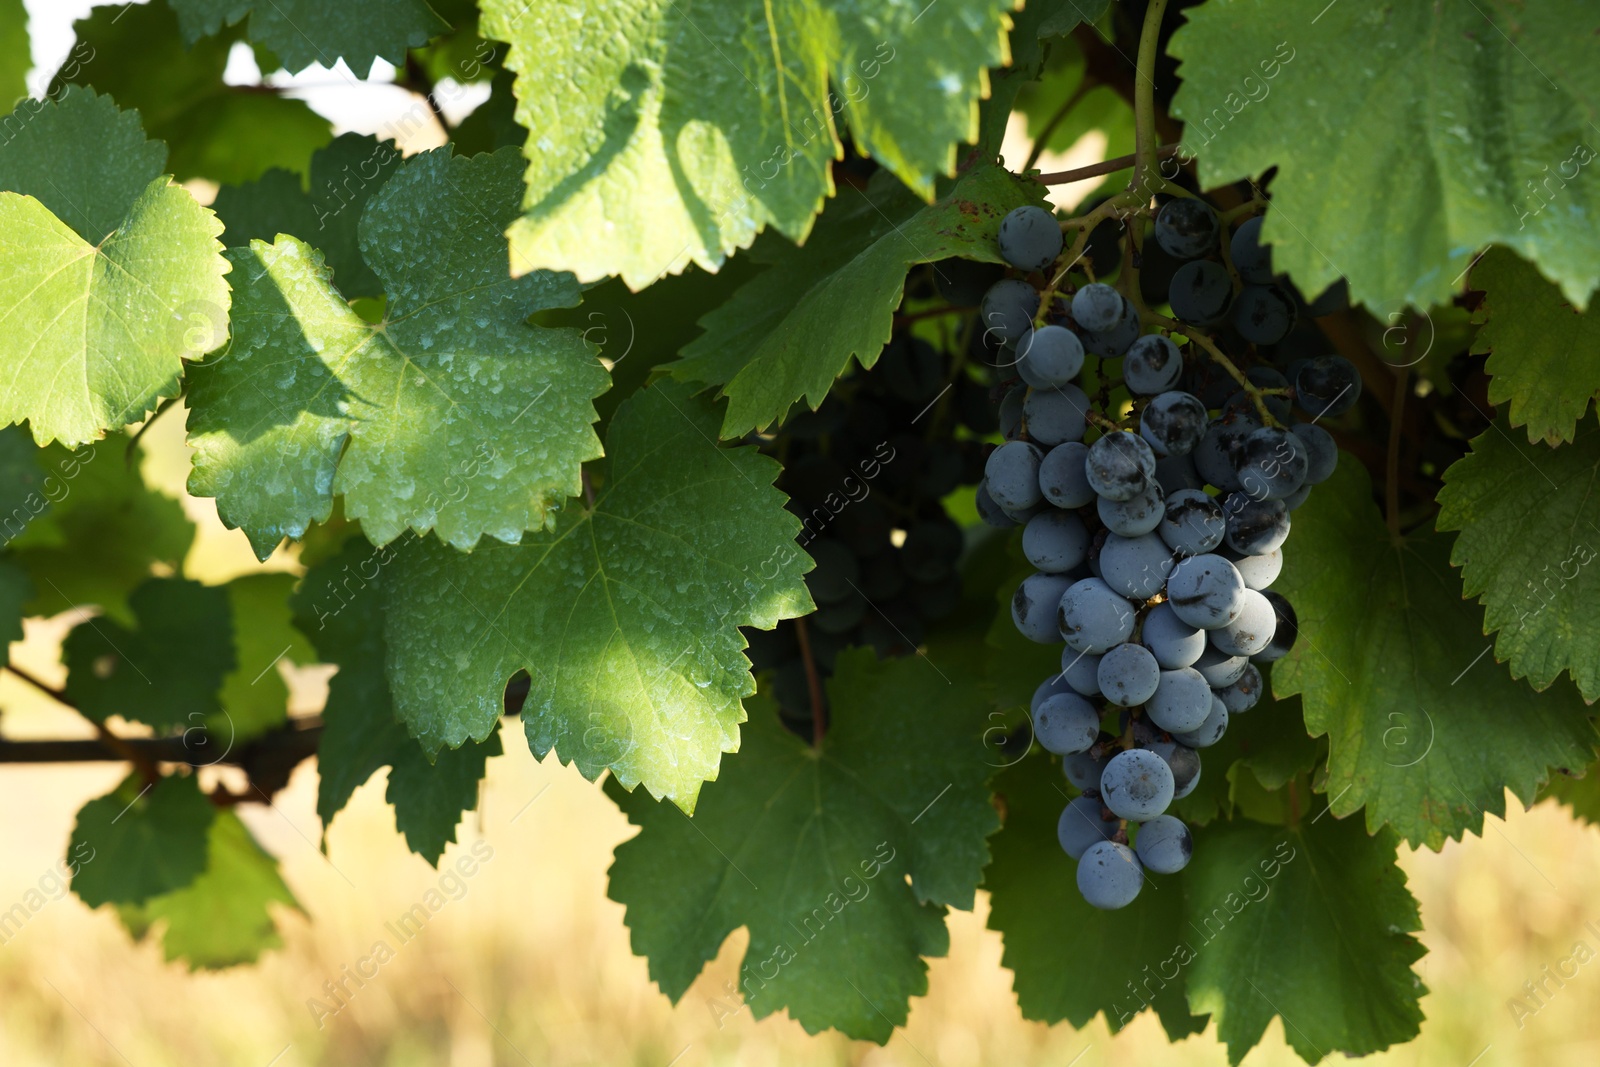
[4,2,1600,1065]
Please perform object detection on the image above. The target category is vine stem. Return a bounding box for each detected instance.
[1131,0,1172,195]
[4,664,161,785]
[1185,330,1283,428]
[1023,77,1097,173]
[793,617,828,747]
[1386,367,1408,541]
[1037,145,1182,187]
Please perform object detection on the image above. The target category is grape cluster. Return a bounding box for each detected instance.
[978,201,1358,909]
[745,329,992,733]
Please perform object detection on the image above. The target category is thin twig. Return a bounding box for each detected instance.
[1386,367,1408,541]
[1185,330,1283,427]
[1023,78,1097,173]
[4,664,161,784]
[793,617,827,747]
[1036,144,1182,186]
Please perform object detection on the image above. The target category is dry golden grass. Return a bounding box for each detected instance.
[0,415,1596,1067]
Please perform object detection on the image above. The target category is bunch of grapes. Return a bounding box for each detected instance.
[976,196,1359,909]
[745,326,994,734]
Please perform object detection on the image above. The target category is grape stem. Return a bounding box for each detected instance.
[1385,366,1408,541]
[793,616,829,747]
[1024,77,1099,174]
[1183,330,1284,428]
[1131,0,1172,199]
[1036,144,1182,186]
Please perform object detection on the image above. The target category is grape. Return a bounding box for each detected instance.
[1169,260,1233,326]
[984,440,1044,511]
[1012,572,1073,643]
[1134,814,1193,874]
[1058,577,1137,653]
[1282,483,1312,510]
[1224,545,1282,589]
[1145,667,1212,732]
[1098,642,1161,707]
[1208,589,1276,656]
[1237,427,1308,501]
[1058,796,1119,859]
[1040,441,1096,508]
[1246,365,1294,421]
[1141,738,1201,798]
[1023,384,1090,446]
[1064,747,1111,792]
[900,518,963,582]
[805,539,859,603]
[879,336,945,404]
[998,205,1064,272]
[1084,297,1142,357]
[1140,601,1205,669]
[1086,431,1157,502]
[1295,354,1361,417]
[1034,692,1102,755]
[1077,840,1144,909]
[1101,749,1176,821]
[1223,493,1290,555]
[999,385,1025,441]
[1139,391,1208,459]
[1017,325,1085,388]
[1193,644,1249,686]
[1098,532,1175,600]
[1154,451,1204,495]
[1158,489,1226,556]
[1192,414,1258,493]
[980,279,1040,345]
[1023,510,1090,573]
[1174,694,1229,748]
[1071,282,1125,333]
[1252,590,1299,663]
[1032,673,1076,714]
[1233,283,1296,345]
[1165,553,1246,629]
[1097,481,1166,537]
[1292,422,1338,484]
[1154,197,1220,260]
[1216,662,1263,713]
[1061,648,1103,696]
[1124,334,1184,395]
[1230,216,1273,284]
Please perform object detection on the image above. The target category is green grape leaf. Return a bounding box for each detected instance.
[211,133,405,300]
[185,146,609,557]
[292,540,499,864]
[381,379,814,811]
[448,68,521,158]
[7,442,195,624]
[0,0,26,107]
[1540,759,1600,827]
[1437,423,1600,701]
[216,573,316,744]
[1468,248,1600,445]
[1171,687,1320,828]
[117,809,300,969]
[986,758,1206,1040]
[54,2,331,185]
[0,554,31,644]
[479,0,1015,289]
[1272,459,1598,849]
[1183,817,1426,1065]
[1036,0,1111,38]
[70,773,216,907]
[1168,0,1600,311]
[168,0,448,77]
[0,88,230,446]
[670,165,1042,438]
[0,423,47,543]
[607,647,998,1042]
[63,577,236,732]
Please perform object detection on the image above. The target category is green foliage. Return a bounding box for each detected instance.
[670,165,1041,438]
[0,0,26,107]
[71,773,215,907]
[381,380,812,810]
[1183,817,1426,1064]
[292,540,499,865]
[1438,421,1600,700]
[186,147,609,557]
[0,88,230,446]
[1540,761,1600,827]
[608,648,998,1040]
[478,0,1015,288]
[986,758,1205,1039]
[211,133,404,300]
[8,442,194,623]
[167,0,450,76]
[1169,0,1600,311]
[1469,248,1600,445]
[54,2,332,185]
[217,573,315,743]
[0,555,30,645]
[63,576,235,733]
[117,809,300,969]
[0,424,47,543]
[1272,459,1598,849]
